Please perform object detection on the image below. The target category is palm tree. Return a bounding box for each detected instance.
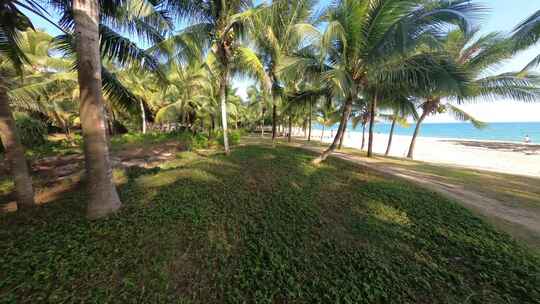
[246,85,269,137]
[379,97,418,156]
[284,0,481,163]
[8,30,79,138]
[406,29,540,158]
[48,0,167,218]
[0,0,51,207]
[351,102,370,151]
[164,0,268,154]
[251,0,317,141]
[70,0,122,219]
[315,103,339,143]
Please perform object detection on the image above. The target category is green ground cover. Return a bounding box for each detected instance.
[1,144,539,303]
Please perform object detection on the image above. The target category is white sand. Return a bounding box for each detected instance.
[301,129,540,177]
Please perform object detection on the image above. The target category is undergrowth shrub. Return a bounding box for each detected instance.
[14,112,47,147]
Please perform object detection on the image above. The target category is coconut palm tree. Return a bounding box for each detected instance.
[48,0,168,218]
[315,103,339,143]
[8,30,79,137]
[163,0,268,154]
[284,0,482,163]
[406,29,540,158]
[250,0,317,141]
[0,0,53,207]
[70,0,123,218]
[378,97,418,156]
[351,102,370,151]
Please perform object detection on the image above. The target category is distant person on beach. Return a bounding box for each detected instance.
[524,134,531,143]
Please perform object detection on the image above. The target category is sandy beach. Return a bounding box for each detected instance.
[303,129,540,177]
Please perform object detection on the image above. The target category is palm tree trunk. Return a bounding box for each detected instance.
[73,0,121,219]
[407,111,428,159]
[308,100,312,141]
[361,123,366,150]
[288,115,292,143]
[338,121,347,149]
[271,104,277,141]
[367,95,378,158]
[385,117,396,156]
[313,96,353,164]
[139,99,146,134]
[0,80,35,207]
[219,65,230,154]
[320,126,325,143]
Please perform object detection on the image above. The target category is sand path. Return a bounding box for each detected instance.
[285,141,540,249]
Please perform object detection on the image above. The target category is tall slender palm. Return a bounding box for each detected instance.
[49,0,167,218]
[70,0,122,218]
[406,29,540,158]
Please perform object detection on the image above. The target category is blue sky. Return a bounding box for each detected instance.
[25,0,540,122]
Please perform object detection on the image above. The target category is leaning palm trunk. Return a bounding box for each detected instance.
[313,97,353,164]
[407,111,428,159]
[139,99,146,134]
[385,117,396,156]
[407,99,438,159]
[338,121,347,149]
[73,0,121,219]
[0,80,35,207]
[367,96,378,158]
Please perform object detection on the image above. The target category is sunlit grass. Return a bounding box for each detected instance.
[1,144,539,303]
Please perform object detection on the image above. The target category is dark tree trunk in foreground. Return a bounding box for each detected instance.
[74,0,121,219]
[338,121,347,149]
[308,101,312,141]
[288,115,292,143]
[271,104,277,141]
[367,95,378,158]
[385,117,396,156]
[313,97,353,164]
[0,79,35,207]
[407,111,428,159]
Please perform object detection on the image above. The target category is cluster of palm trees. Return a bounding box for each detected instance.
[1,0,540,219]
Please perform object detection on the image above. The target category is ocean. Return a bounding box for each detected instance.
[315,122,540,143]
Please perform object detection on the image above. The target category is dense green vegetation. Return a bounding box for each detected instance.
[2,144,539,303]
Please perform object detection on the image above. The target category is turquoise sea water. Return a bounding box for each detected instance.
[316,122,540,143]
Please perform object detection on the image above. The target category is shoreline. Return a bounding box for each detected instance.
[301,129,540,177]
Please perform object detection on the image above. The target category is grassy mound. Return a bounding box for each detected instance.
[1,145,539,303]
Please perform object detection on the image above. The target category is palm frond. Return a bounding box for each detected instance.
[445,104,486,128]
